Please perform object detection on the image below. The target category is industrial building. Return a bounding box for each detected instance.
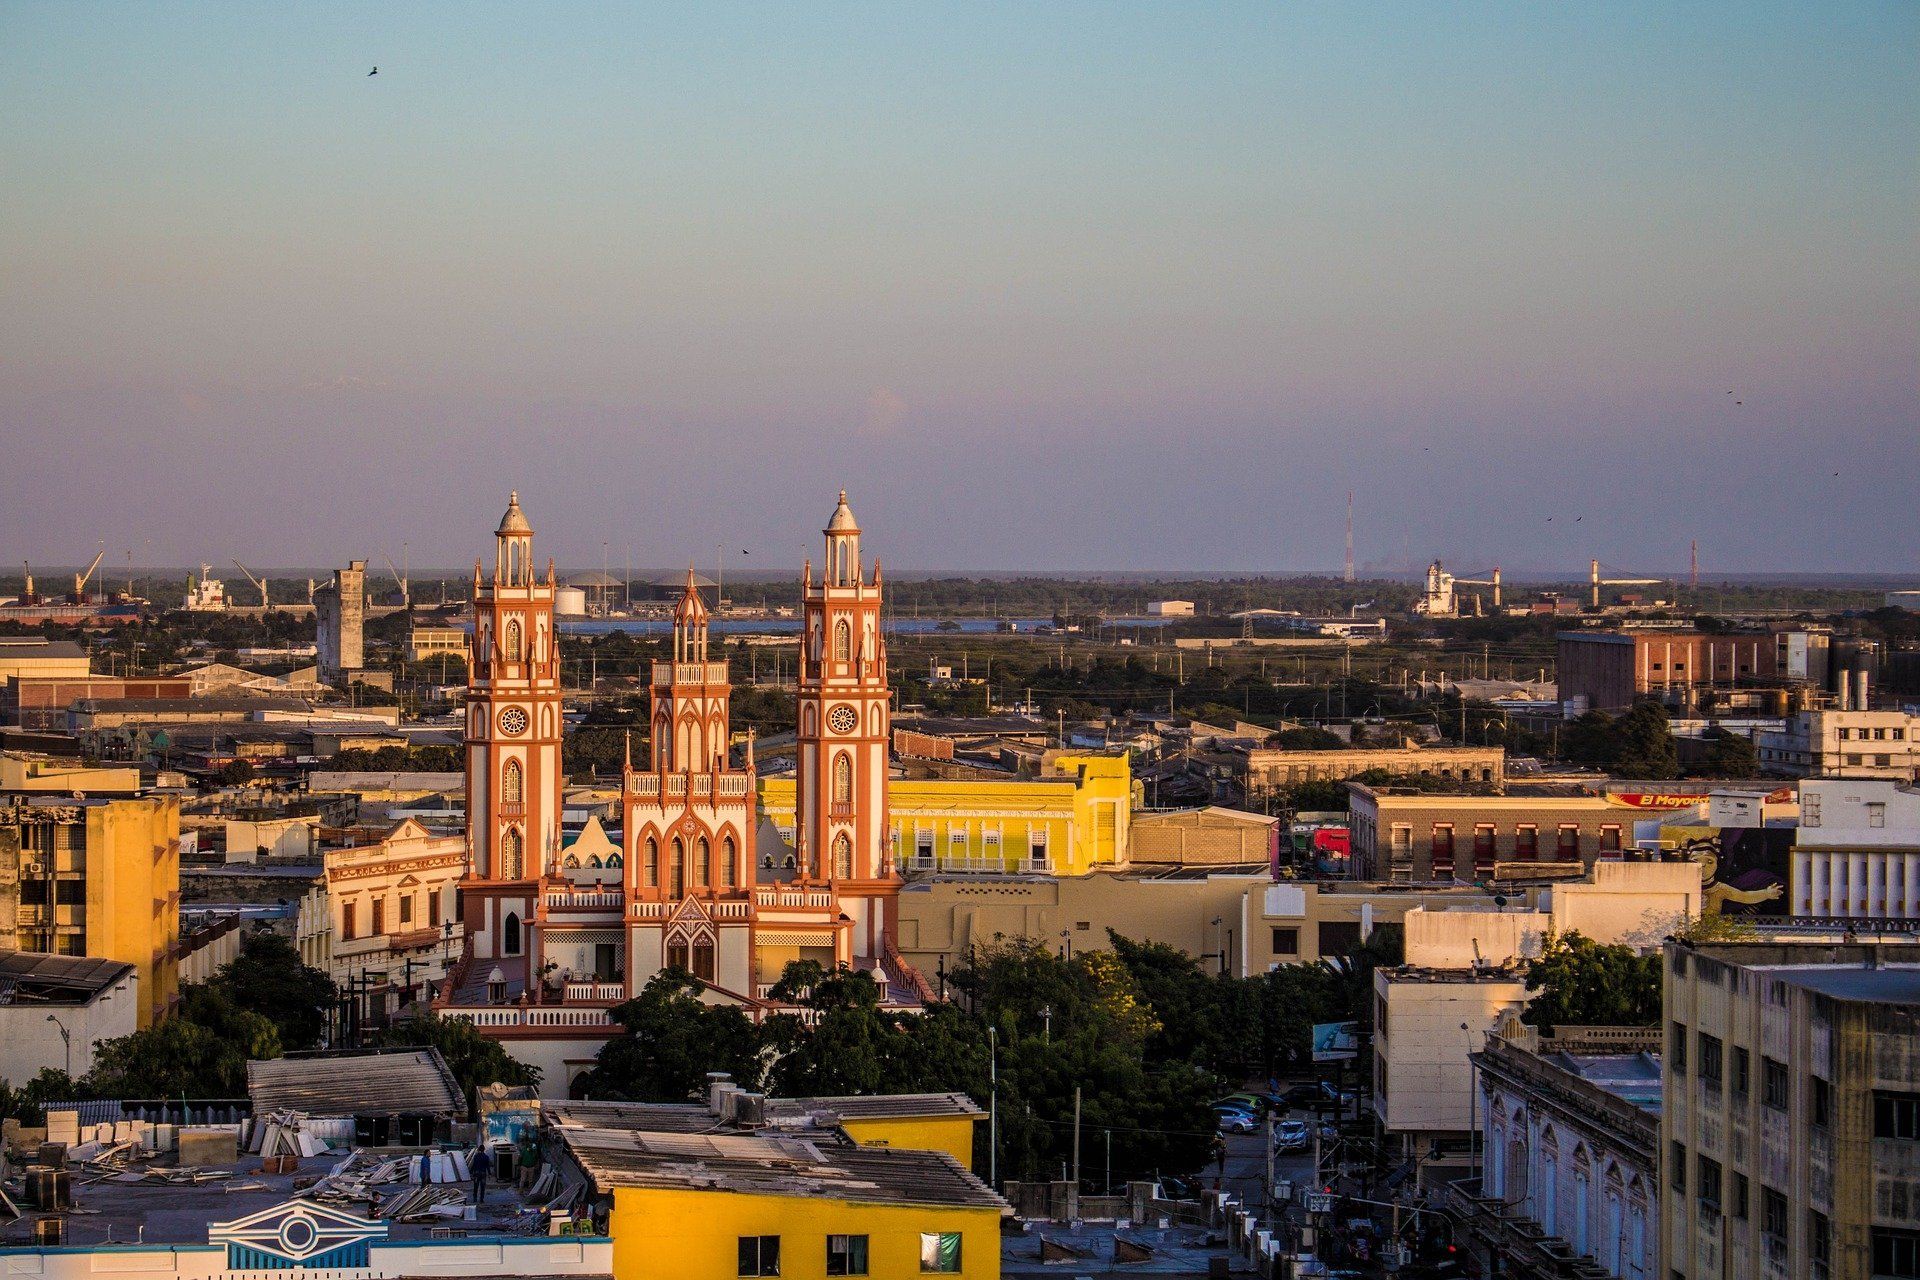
[314,560,367,684]
[1556,629,1781,713]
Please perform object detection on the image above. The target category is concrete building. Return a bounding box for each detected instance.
[1371,861,1701,1156]
[1455,1019,1663,1280]
[407,623,470,662]
[0,637,90,686]
[297,818,466,997]
[0,952,138,1082]
[1146,600,1195,617]
[2,675,193,730]
[0,752,141,796]
[1241,744,1505,801]
[1557,630,1779,713]
[1349,781,1676,881]
[1791,779,1920,920]
[1758,706,1920,782]
[1246,879,1501,969]
[1129,806,1278,867]
[1661,938,1920,1280]
[0,793,181,1025]
[760,753,1134,878]
[314,560,367,684]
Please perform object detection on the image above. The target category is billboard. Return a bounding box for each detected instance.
[1312,1020,1361,1062]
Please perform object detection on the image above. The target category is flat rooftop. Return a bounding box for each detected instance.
[0,952,135,1005]
[1758,963,1920,1004]
[1546,1051,1664,1115]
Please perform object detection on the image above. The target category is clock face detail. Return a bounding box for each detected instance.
[497,706,529,736]
[828,705,859,735]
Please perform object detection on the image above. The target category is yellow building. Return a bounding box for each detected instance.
[0,794,181,1025]
[760,754,1134,877]
[549,1092,1006,1280]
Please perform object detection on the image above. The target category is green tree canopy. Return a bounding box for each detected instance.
[373,1011,541,1109]
[578,970,763,1101]
[210,931,335,1051]
[1521,932,1660,1031]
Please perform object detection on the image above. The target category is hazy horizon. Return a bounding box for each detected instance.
[4,3,1915,574]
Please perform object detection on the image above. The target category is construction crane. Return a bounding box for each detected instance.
[1453,566,1502,614]
[1590,558,1665,609]
[231,558,270,608]
[382,545,410,608]
[69,548,107,604]
[1416,561,1501,617]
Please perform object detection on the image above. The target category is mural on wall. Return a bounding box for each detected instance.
[210,1200,388,1270]
[1667,826,1793,915]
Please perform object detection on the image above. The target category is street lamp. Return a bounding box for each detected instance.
[46,1014,71,1076]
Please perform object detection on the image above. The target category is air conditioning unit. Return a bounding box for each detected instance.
[24,861,46,876]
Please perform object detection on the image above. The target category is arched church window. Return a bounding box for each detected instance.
[832,832,853,880]
[720,836,736,888]
[834,619,851,662]
[503,911,522,955]
[695,836,711,888]
[563,853,580,869]
[607,851,623,868]
[833,753,853,803]
[644,837,658,888]
[502,759,523,804]
[499,827,523,879]
[504,618,522,661]
[669,838,685,898]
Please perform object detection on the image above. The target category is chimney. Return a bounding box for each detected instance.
[1838,675,1851,711]
[706,1072,734,1115]
[1857,668,1870,710]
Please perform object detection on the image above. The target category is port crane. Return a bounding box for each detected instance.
[382,544,410,608]
[70,547,107,604]
[230,559,271,608]
[1589,559,1665,609]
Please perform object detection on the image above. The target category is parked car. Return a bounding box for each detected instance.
[1278,1081,1357,1112]
[1214,1091,1279,1116]
[1273,1119,1311,1150]
[1215,1109,1258,1134]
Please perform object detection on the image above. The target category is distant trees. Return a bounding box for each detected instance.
[1560,701,1680,779]
[1689,728,1760,779]
[1521,932,1661,1031]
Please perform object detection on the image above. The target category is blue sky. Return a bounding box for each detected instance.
[2,2,1914,574]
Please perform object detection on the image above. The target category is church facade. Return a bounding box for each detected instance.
[441,492,922,1093]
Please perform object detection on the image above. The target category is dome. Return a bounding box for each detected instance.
[496,491,533,537]
[826,489,859,533]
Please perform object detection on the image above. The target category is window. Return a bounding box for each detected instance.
[1810,1210,1831,1280]
[502,911,521,955]
[919,1232,962,1273]
[832,753,853,803]
[738,1235,781,1277]
[1874,1227,1920,1278]
[1698,1033,1722,1086]
[1669,1140,1686,1192]
[1731,1047,1750,1099]
[826,1235,869,1276]
[670,838,685,898]
[1762,1187,1788,1241]
[832,832,853,879]
[720,836,737,889]
[1812,1076,1832,1129]
[1557,824,1580,859]
[696,837,711,888]
[1473,824,1496,864]
[372,897,386,936]
[429,891,441,928]
[1803,792,1821,827]
[1870,802,1887,828]
[1515,824,1538,857]
[342,901,356,941]
[499,826,524,879]
[54,879,83,905]
[1670,1021,1688,1072]
[504,618,522,661]
[1875,1090,1920,1140]
[1697,1155,1722,1211]
[645,837,659,888]
[1600,824,1622,853]
[1733,1173,1749,1219]
[833,619,852,662]
[1763,1057,1790,1109]
[399,893,414,925]
[1271,927,1300,957]
[502,759,523,804]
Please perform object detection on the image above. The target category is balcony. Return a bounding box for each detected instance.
[545,890,623,911]
[755,888,833,909]
[439,1005,612,1029]
[652,662,729,686]
[563,981,626,1002]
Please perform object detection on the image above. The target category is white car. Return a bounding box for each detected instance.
[1274,1119,1311,1150]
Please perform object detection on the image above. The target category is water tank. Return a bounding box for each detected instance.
[554,587,589,617]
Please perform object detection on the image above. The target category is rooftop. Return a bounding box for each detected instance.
[0,952,135,1006]
[247,1049,464,1118]
[1760,963,1920,1003]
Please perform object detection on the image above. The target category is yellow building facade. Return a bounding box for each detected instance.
[2,794,180,1025]
[759,754,1134,878]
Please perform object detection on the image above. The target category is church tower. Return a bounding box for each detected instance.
[463,492,562,965]
[795,490,898,962]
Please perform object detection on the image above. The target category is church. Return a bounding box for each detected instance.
[439,491,925,1092]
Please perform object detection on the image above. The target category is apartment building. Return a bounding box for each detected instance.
[1758,708,1920,782]
[1662,939,1920,1280]
[1240,744,1505,800]
[1791,779,1920,920]
[1349,782,1661,881]
[0,793,181,1025]
[295,818,467,993]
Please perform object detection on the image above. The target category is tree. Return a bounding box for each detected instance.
[87,989,281,1098]
[373,1011,540,1110]
[1690,728,1759,779]
[209,931,335,1050]
[216,758,255,786]
[1611,702,1679,779]
[1521,932,1660,1031]
[580,970,763,1101]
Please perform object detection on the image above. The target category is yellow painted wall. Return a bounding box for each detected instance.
[838,1115,978,1170]
[84,797,181,1025]
[609,1185,1001,1280]
[759,754,1132,877]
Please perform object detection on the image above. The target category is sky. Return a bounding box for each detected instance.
[2,2,1915,577]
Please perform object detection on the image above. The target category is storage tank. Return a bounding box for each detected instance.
[554,586,589,617]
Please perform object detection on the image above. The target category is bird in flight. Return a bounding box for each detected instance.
[368,66,378,76]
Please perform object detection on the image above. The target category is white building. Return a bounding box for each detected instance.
[1757,703,1920,782]
[0,952,137,1082]
[1146,600,1195,617]
[1791,778,1920,919]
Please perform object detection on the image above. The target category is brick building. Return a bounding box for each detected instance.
[1557,630,1779,713]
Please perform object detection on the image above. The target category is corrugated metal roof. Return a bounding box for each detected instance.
[0,952,135,1004]
[246,1048,462,1117]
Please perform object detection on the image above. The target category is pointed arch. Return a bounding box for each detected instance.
[669,837,686,898]
[499,827,524,880]
[644,836,659,888]
[503,911,522,955]
[833,618,851,662]
[832,831,853,879]
[695,836,711,888]
[504,617,523,661]
[607,850,624,868]
[502,758,523,804]
[832,752,853,803]
[720,835,737,888]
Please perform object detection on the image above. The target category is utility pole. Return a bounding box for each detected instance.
[1265,1109,1276,1229]
[1072,1086,1083,1193]
[988,1026,998,1188]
